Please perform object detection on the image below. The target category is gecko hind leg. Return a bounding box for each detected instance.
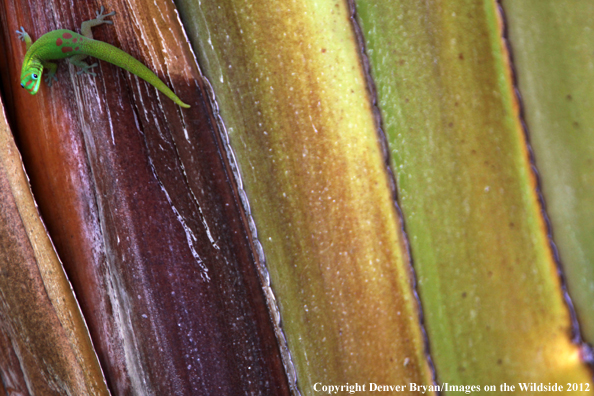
[73,7,113,75]
[80,6,116,39]
[69,56,98,76]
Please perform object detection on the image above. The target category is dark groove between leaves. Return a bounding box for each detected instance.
[495,0,594,367]
[346,0,441,392]
[198,65,302,396]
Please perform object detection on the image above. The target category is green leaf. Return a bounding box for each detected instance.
[356,0,592,388]
[503,0,594,344]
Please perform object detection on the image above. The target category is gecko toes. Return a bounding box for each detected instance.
[77,70,97,77]
[96,7,115,20]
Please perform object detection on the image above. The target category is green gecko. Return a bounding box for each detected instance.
[17,7,190,108]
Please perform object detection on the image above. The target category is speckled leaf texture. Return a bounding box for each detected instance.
[0,0,593,395]
[175,0,434,393]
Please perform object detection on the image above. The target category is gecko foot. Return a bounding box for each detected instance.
[15,27,28,41]
[96,6,116,24]
[45,74,58,87]
[76,62,98,76]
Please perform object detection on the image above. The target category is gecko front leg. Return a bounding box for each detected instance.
[43,61,58,86]
[15,27,32,50]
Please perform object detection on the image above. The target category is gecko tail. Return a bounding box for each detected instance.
[83,40,190,108]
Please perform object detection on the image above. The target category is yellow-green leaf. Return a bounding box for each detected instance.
[176,0,434,391]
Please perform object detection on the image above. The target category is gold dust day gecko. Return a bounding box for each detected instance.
[17,6,190,108]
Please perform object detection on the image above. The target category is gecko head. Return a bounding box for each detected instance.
[20,66,43,95]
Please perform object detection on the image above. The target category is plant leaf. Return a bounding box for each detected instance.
[502,0,594,345]
[356,0,593,387]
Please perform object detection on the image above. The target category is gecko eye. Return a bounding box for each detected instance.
[32,74,38,80]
